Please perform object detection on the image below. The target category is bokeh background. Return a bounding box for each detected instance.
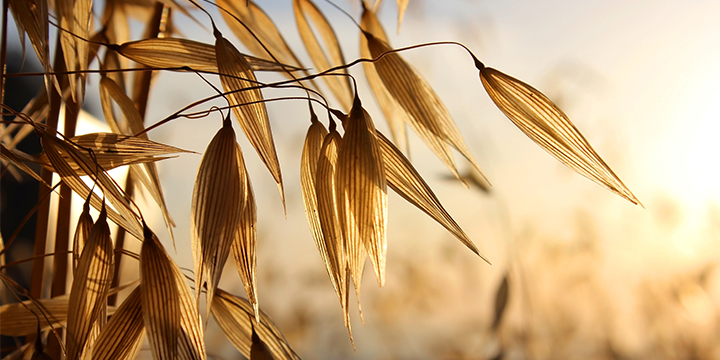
[3,0,720,359]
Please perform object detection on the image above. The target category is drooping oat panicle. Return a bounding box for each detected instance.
[66,204,114,360]
[191,118,246,313]
[40,131,144,239]
[359,5,409,153]
[479,66,640,205]
[293,0,353,110]
[231,152,259,321]
[377,131,489,263]
[92,285,145,360]
[100,76,178,241]
[215,31,285,207]
[337,97,388,287]
[0,296,69,336]
[316,127,353,334]
[72,194,94,271]
[116,37,301,73]
[211,289,301,360]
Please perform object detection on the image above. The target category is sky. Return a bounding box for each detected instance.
[9,0,720,358]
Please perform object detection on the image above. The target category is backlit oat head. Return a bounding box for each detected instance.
[479,66,640,205]
[191,117,246,314]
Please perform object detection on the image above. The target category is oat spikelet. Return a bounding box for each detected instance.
[316,125,353,337]
[377,131,489,263]
[72,193,94,271]
[294,0,353,110]
[117,37,299,73]
[66,204,114,360]
[337,97,388,287]
[191,117,246,314]
[360,5,409,153]
[231,147,258,321]
[93,286,145,360]
[211,289,301,360]
[141,224,206,360]
[300,116,328,271]
[214,30,285,208]
[479,66,640,205]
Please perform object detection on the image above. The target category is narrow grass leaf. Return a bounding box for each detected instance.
[360,6,409,153]
[215,32,285,207]
[479,67,640,205]
[377,132,488,262]
[191,118,246,314]
[211,289,301,360]
[231,162,258,321]
[337,97,388,287]
[93,285,146,360]
[293,0,352,110]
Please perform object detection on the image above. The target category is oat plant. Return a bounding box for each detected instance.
[0,0,640,358]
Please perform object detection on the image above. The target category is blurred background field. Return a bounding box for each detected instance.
[3,0,720,359]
